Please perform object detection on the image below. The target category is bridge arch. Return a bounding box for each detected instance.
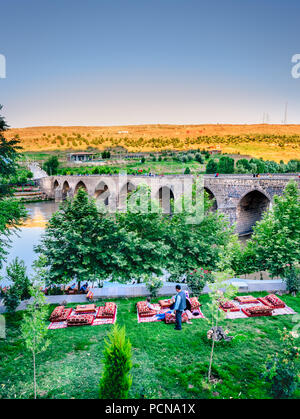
[53,179,59,190]
[62,181,70,200]
[204,187,218,211]
[236,189,271,235]
[94,180,110,206]
[74,181,87,195]
[119,181,137,207]
[157,185,174,214]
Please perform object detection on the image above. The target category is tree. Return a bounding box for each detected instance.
[164,189,234,281]
[236,158,251,173]
[244,181,300,278]
[195,153,204,164]
[116,185,170,282]
[184,166,191,174]
[205,159,218,174]
[21,286,50,399]
[99,325,132,399]
[43,156,59,175]
[2,257,31,312]
[217,156,234,174]
[35,188,128,288]
[205,271,237,381]
[0,105,27,268]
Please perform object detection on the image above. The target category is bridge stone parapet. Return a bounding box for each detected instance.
[38,174,299,235]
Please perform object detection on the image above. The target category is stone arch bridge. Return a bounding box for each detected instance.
[38,174,299,235]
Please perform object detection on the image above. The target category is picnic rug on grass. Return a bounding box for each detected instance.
[137,304,205,324]
[48,307,117,330]
[221,301,296,320]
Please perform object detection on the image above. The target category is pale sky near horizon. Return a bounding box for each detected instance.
[1,0,300,127]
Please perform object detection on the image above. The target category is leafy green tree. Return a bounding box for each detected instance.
[36,188,128,288]
[99,325,132,399]
[184,166,191,174]
[164,189,234,281]
[249,158,266,173]
[21,286,50,399]
[195,153,204,163]
[0,106,27,268]
[2,257,31,312]
[205,271,237,381]
[243,181,300,278]
[116,185,170,282]
[217,156,234,174]
[43,156,59,175]
[236,158,251,173]
[206,159,218,174]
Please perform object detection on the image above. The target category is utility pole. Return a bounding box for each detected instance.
[282,102,288,124]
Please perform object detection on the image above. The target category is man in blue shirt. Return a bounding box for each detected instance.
[174,285,186,330]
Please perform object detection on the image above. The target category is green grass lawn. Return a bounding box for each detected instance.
[0,292,299,399]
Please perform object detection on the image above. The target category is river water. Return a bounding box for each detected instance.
[1,201,61,283]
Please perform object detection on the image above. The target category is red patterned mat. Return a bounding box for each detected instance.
[221,301,296,320]
[48,307,117,330]
[137,305,205,323]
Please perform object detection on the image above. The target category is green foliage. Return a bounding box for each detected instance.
[206,159,218,174]
[217,156,234,174]
[244,181,300,277]
[43,155,59,175]
[283,266,300,294]
[186,268,214,297]
[2,258,31,312]
[205,271,238,381]
[262,328,299,399]
[164,187,234,281]
[21,286,50,399]
[101,150,111,159]
[2,286,21,313]
[36,188,128,286]
[143,274,163,297]
[99,325,132,399]
[184,166,191,174]
[0,106,27,268]
[116,185,170,281]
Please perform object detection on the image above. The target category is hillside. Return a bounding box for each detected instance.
[6,124,300,162]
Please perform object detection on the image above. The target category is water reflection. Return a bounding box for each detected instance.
[1,201,60,281]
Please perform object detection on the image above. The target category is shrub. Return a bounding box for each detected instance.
[2,286,21,313]
[99,325,132,399]
[3,258,31,312]
[262,328,299,399]
[283,265,300,295]
[186,268,214,296]
[206,159,218,174]
[144,276,163,297]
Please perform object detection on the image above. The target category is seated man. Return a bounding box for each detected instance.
[80,282,89,293]
[146,297,160,312]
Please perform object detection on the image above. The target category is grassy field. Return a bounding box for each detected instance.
[7,124,300,162]
[0,292,299,399]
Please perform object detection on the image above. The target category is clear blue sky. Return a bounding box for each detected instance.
[1,0,300,127]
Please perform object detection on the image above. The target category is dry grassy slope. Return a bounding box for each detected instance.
[6,124,300,162]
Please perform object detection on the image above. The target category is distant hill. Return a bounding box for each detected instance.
[6,124,300,162]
